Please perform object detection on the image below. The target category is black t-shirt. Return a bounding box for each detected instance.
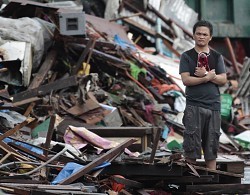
[179,48,226,111]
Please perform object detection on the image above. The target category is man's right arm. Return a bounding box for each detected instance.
[181,70,216,86]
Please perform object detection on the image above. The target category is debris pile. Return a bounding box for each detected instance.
[0,0,249,194]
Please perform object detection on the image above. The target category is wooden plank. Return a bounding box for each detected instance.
[12,75,78,102]
[59,138,137,185]
[149,127,162,163]
[71,39,95,75]
[43,115,56,157]
[187,184,250,194]
[23,102,36,117]
[13,97,41,107]
[0,120,29,141]
[176,161,243,178]
[28,50,57,89]
[128,107,148,127]
[160,175,215,183]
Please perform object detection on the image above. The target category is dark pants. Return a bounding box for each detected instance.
[182,105,221,160]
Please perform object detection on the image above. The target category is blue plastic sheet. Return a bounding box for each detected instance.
[114,34,136,51]
[52,161,111,185]
[3,136,43,155]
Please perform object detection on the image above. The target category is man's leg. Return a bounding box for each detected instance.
[205,159,216,170]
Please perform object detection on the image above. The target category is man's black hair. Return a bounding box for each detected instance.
[193,20,213,36]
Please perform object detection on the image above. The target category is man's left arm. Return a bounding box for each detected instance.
[211,73,227,86]
[211,55,227,86]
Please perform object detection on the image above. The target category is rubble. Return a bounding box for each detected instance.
[0,0,249,194]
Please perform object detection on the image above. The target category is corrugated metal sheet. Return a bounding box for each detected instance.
[161,0,198,35]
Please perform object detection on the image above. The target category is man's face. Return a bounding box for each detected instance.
[193,26,212,47]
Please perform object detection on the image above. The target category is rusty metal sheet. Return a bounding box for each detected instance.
[85,14,132,43]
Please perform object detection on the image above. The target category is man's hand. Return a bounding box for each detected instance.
[206,69,216,81]
[194,66,207,77]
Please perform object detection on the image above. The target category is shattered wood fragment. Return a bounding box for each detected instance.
[43,115,56,157]
[186,163,200,177]
[28,50,57,89]
[149,127,162,163]
[128,107,149,127]
[23,102,36,117]
[12,75,79,102]
[59,138,137,185]
[91,151,122,177]
[13,97,41,107]
[0,120,29,141]
[120,109,144,127]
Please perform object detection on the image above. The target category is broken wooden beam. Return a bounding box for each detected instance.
[59,138,137,185]
[149,127,162,163]
[13,97,41,107]
[12,75,79,102]
[71,38,96,75]
[43,115,56,157]
[186,183,250,194]
[28,50,57,89]
[68,43,130,67]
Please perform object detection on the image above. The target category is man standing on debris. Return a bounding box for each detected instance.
[179,20,227,170]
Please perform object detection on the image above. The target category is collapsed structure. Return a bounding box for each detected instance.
[0,0,249,194]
